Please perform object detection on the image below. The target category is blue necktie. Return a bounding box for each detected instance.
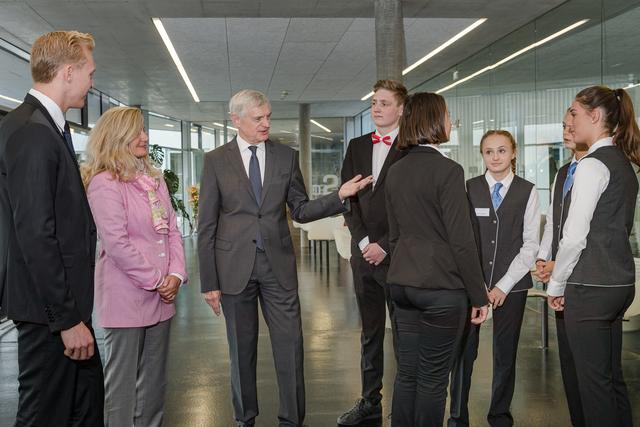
[63,122,75,156]
[248,146,264,250]
[562,161,578,199]
[492,182,504,210]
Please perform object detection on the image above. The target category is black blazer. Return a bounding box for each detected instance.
[385,146,488,308]
[0,94,96,331]
[341,132,405,262]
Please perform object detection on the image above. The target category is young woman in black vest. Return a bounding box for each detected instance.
[385,92,488,427]
[534,109,588,427]
[448,130,540,427]
[547,85,640,427]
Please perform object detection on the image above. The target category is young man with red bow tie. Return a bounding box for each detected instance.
[338,80,408,425]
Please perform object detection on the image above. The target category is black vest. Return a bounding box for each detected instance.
[567,146,638,287]
[467,174,534,292]
[551,163,571,260]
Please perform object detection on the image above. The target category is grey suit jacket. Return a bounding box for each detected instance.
[197,138,346,295]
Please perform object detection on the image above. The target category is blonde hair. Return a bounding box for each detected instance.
[31,31,95,83]
[81,107,160,187]
[229,89,270,117]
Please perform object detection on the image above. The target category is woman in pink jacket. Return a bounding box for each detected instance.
[81,107,187,427]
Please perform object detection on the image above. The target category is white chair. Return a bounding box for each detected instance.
[333,220,352,261]
[306,217,338,266]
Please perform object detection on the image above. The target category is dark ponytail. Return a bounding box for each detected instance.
[575,85,640,166]
[613,88,640,167]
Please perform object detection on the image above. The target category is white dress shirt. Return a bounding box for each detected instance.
[237,135,265,184]
[537,156,578,262]
[29,88,65,133]
[357,128,398,253]
[485,170,541,294]
[548,138,614,297]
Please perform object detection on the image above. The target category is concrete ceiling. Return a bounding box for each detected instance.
[0,0,567,124]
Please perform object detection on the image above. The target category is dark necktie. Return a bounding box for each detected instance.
[492,182,504,210]
[248,146,264,250]
[562,161,578,199]
[63,122,76,156]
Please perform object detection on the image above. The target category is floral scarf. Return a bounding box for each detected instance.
[134,174,169,234]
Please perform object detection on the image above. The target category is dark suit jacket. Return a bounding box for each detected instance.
[197,138,346,295]
[341,132,405,264]
[0,94,97,331]
[385,146,488,308]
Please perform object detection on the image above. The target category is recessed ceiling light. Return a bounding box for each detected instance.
[152,18,200,103]
[437,19,589,94]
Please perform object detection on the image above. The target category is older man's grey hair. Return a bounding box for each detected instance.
[229,90,270,117]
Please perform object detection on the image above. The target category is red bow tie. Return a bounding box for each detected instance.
[372,134,392,146]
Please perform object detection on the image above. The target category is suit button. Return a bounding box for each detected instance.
[489,261,493,265]
[252,239,256,244]
[491,240,495,244]
[258,214,262,219]
[492,220,497,224]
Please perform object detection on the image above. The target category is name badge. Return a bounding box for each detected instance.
[475,208,490,217]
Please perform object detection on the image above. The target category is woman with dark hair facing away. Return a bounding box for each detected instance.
[385,92,489,427]
[449,130,540,427]
[547,85,640,427]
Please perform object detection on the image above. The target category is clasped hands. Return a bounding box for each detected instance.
[533,260,565,312]
[157,274,181,304]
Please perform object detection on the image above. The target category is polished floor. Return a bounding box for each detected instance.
[1,233,640,427]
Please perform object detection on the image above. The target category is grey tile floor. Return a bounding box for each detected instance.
[1,234,639,426]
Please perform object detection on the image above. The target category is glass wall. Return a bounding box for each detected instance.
[352,0,640,210]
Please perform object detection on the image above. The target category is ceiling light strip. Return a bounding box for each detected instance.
[152,18,200,103]
[0,94,21,104]
[437,19,589,94]
[360,18,487,101]
[310,119,331,133]
[213,122,238,131]
[403,18,487,76]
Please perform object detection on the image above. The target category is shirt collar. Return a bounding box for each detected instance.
[29,88,65,133]
[485,170,514,190]
[418,144,449,158]
[588,137,614,154]
[374,127,399,142]
[237,134,265,153]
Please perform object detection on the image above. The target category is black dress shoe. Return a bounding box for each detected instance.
[337,398,382,425]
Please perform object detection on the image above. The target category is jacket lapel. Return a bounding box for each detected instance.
[226,138,260,204]
[260,140,275,206]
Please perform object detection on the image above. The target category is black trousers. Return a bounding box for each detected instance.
[221,249,305,427]
[448,290,527,427]
[555,310,585,427]
[14,321,104,427]
[390,285,468,427]
[564,285,634,427]
[350,256,397,403]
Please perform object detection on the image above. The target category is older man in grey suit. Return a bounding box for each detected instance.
[197,90,371,427]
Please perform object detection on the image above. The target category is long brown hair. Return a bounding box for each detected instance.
[480,130,517,174]
[397,92,449,150]
[575,85,640,166]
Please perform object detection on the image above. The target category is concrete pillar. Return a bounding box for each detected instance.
[298,103,312,195]
[374,0,406,82]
